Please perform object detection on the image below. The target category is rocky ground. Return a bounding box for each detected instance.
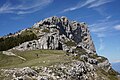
[0,49,119,80]
[0,16,119,80]
[0,60,119,80]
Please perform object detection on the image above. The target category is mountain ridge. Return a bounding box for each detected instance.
[0,16,119,80]
[112,62,120,73]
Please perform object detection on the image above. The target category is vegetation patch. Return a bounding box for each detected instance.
[65,40,76,46]
[0,52,23,68]
[73,48,87,61]
[0,50,72,69]
[96,68,118,80]
[88,54,107,63]
[75,48,86,55]
[0,30,37,51]
[97,56,107,63]
[42,29,50,33]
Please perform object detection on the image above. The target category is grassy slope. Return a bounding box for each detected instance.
[96,68,118,80]
[0,50,72,69]
[0,50,119,80]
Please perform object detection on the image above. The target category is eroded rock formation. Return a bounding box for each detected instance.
[12,16,96,53]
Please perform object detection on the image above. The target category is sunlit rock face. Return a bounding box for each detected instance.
[13,16,96,53]
[1,16,119,80]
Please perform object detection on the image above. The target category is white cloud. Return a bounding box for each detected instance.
[112,60,120,63]
[62,0,96,12]
[89,16,118,38]
[88,0,113,8]
[98,16,112,22]
[98,38,105,51]
[89,16,120,52]
[62,0,114,13]
[97,33,106,38]
[0,0,53,14]
[90,27,107,33]
[114,25,120,30]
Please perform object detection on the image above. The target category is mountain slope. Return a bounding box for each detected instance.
[0,16,95,53]
[112,62,120,73]
[0,16,119,80]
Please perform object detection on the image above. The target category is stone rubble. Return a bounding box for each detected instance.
[1,61,98,80]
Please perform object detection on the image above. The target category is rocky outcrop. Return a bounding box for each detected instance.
[98,60,111,72]
[11,16,96,53]
[12,33,66,51]
[0,16,119,80]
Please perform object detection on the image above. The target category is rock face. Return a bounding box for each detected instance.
[13,33,63,51]
[12,16,96,53]
[0,16,119,80]
[98,60,111,72]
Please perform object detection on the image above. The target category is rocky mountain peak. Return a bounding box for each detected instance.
[9,16,96,53]
[0,16,96,54]
[0,16,119,80]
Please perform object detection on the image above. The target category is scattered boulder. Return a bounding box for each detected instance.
[88,58,98,65]
[98,60,111,72]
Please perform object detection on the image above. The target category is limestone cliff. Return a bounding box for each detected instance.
[0,16,119,80]
[12,16,96,53]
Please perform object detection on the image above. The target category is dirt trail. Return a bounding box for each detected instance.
[2,51,26,61]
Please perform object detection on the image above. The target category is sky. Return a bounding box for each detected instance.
[0,0,120,63]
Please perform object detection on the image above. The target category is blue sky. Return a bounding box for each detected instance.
[0,0,120,63]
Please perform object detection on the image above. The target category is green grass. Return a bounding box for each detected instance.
[88,54,107,63]
[0,50,118,80]
[0,50,72,69]
[42,29,50,33]
[21,29,34,36]
[96,68,118,80]
[65,40,76,46]
[72,48,87,61]
[0,52,23,68]
[97,56,107,63]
